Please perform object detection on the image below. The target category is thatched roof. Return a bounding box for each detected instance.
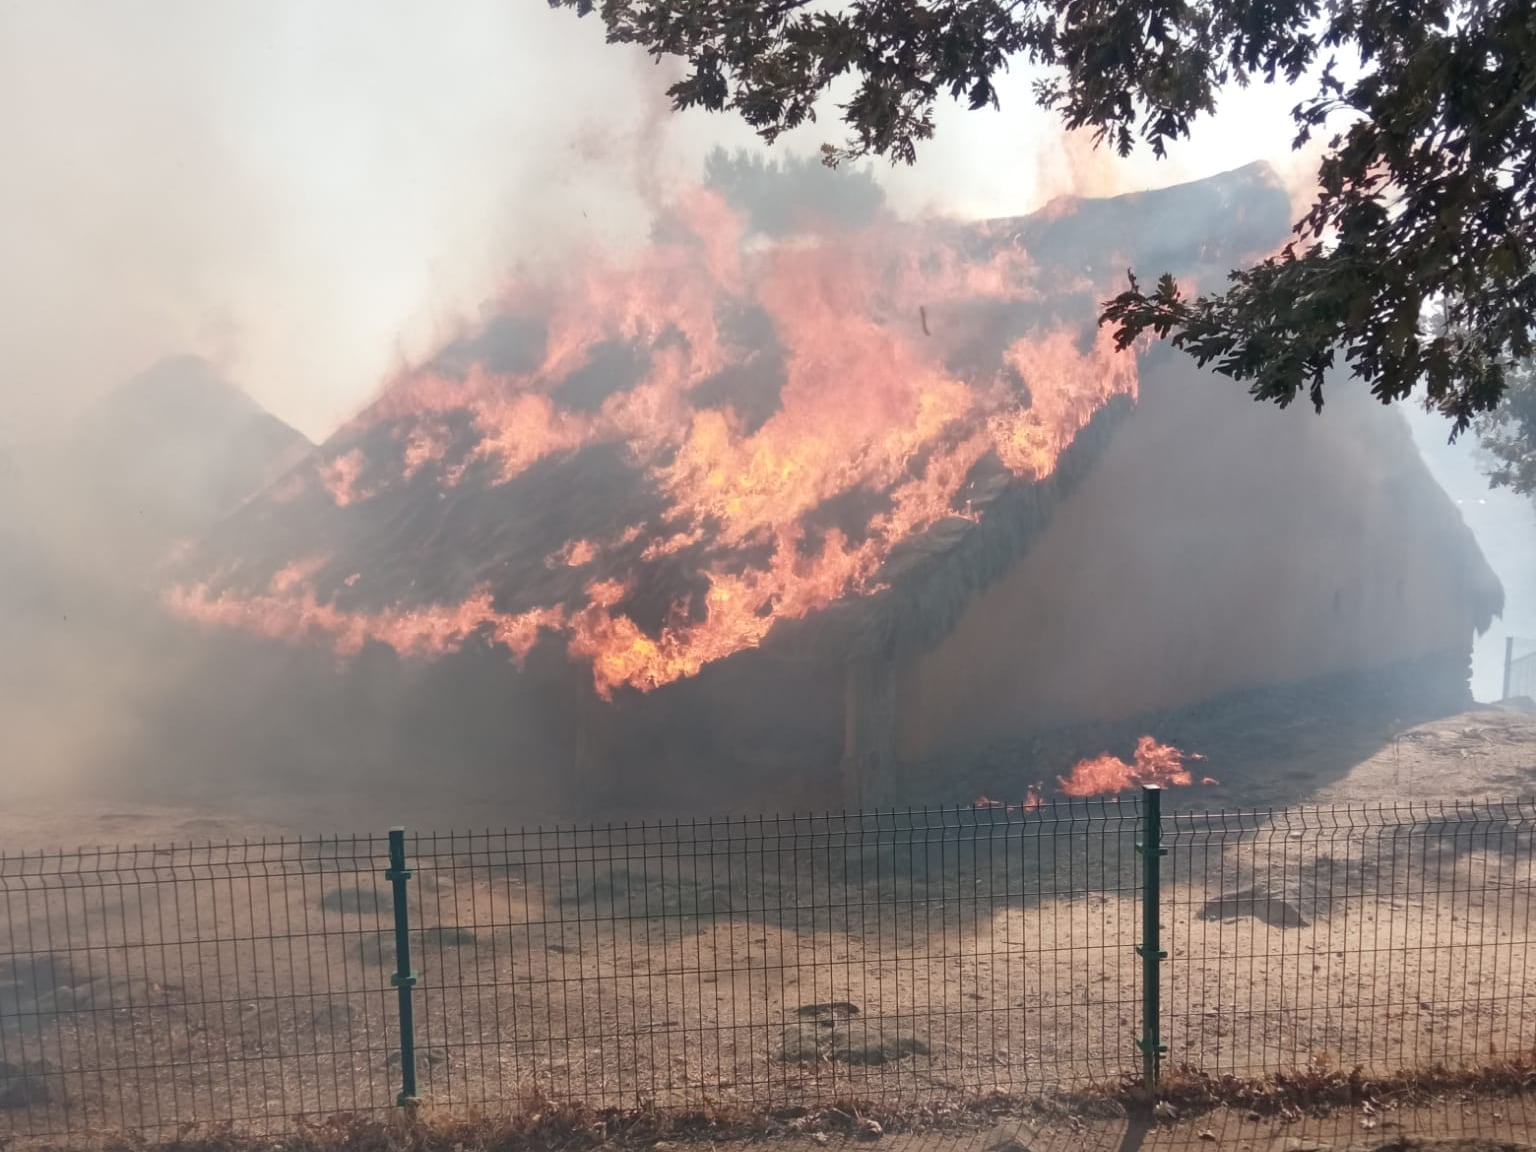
[170,163,1298,692]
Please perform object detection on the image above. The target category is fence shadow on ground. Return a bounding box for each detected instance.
[4,797,1536,1139]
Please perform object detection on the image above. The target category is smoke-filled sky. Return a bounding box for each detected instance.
[0,0,1311,446]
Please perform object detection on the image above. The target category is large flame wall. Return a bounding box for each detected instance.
[125,162,1496,819]
[166,189,1144,699]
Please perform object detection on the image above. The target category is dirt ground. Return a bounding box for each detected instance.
[4,706,1536,1137]
[1218,705,1536,811]
[8,704,1536,852]
[697,1091,1536,1150]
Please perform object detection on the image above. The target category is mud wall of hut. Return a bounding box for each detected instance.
[897,351,1501,762]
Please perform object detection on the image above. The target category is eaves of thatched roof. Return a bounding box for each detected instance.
[174,163,1323,690]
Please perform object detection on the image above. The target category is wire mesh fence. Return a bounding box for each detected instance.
[4,796,1536,1140]
[400,806,1141,1115]
[0,837,399,1134]
[1163,801,1536,1077]
[1506,637,1536,701]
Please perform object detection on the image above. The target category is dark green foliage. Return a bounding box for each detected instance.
[550,0,1536,434]
[1476,358,1536,502]
[1103,0,1536,434]
[701,146,886,235]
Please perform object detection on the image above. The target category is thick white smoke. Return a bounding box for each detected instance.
[0,0,1316,446]
[0,0,1361,835]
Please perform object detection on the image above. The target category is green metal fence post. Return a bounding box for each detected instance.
[1135,784,1168,1090]
[386,827,419,1107]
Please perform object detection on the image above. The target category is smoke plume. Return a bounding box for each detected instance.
[0,0,1353,829]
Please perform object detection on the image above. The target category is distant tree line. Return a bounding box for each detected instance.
[700,146,886,236]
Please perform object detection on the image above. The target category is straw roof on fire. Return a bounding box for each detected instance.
[168,163,1296,698]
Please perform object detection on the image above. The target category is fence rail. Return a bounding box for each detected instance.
[1506,637,1536,700]
[4,796,1536,1138]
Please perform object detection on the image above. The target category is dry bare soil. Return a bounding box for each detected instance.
[3,707,1536,1136]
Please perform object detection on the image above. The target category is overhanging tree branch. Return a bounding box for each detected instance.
[550,0,1536,432]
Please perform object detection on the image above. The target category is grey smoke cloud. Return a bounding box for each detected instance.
[0,0,1366,825]
[0,1,1312,449]
[0,0,693,443]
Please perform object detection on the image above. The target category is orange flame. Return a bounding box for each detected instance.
[168,187,1139,697]
[401,422,455,480]
[973,789,1045,813]
[166,579,565,665]
[1056,736,1211,798]
[317,448,371,507]
[547,539,598,569]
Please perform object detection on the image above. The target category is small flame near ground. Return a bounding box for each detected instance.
[973,792,1045,814]
[974,737,1218,809]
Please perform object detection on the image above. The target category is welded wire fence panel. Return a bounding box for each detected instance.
[12,795,1536,1138]
[400,802,1142,1112]
[0,837,396,1137]
[1507,638,1536,700]
[1161,801,1536,1077]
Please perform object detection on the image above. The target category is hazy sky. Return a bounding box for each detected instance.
[0,0,1314,445]
[1407,410,1536,701]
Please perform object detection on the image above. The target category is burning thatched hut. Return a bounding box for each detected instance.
[159,163,1502,818]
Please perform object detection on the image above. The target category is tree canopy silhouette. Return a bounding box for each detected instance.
[702,147,886,235]
[550,0,1536,438]
[1478,359,1536,502]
